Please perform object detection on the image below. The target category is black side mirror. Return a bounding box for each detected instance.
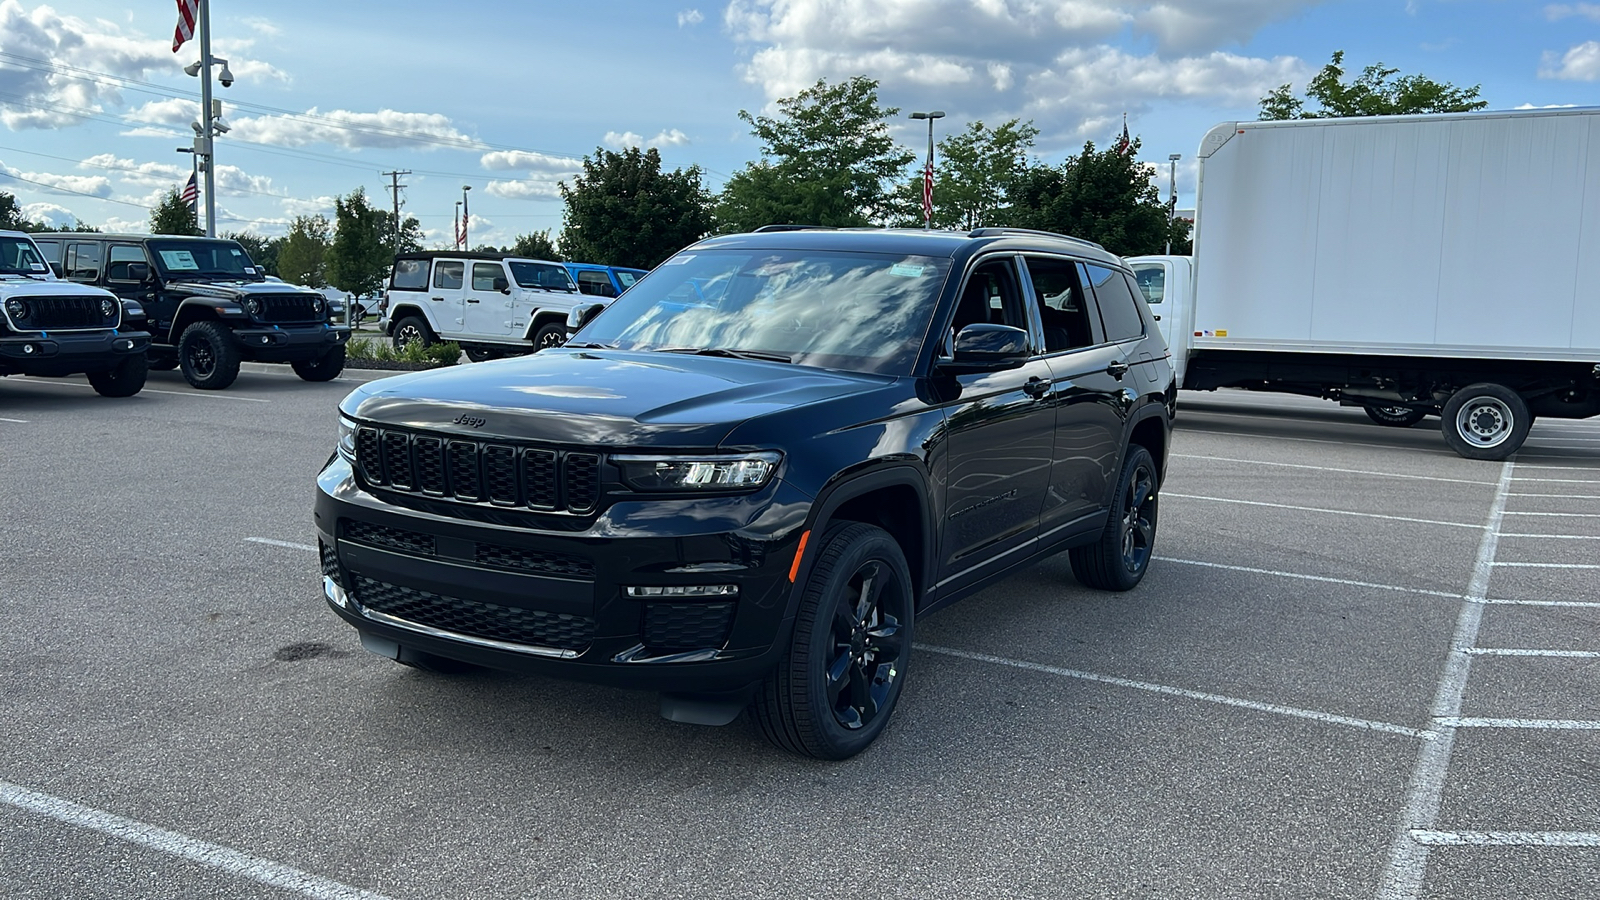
[566,302,605,331]
[493,276,510,293]
[127,262,151,282]
[938,323,1030,374]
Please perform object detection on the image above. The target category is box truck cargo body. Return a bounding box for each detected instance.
[1130,107,1600,459]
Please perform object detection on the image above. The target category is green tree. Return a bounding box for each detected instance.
[327,188,391,296]
[149,189,201,236]
[558,146,713,268]
[509,229,562,260]
[717,76,916,232]
[999,139,1176,257]
[1260,51,1488,120]
[224,231,277,276]
[378,211,424,258]
[276,214,330,288]
[892,118,1039,229]
[0,192,33,230]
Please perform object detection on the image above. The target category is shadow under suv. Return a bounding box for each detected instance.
[316,226,1175,759]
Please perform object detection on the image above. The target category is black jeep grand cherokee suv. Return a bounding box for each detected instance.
[317,227,1174,759]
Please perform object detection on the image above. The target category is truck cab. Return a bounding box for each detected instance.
[1127,255,1191,384]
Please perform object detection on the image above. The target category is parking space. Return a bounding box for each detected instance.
[1,383,1596,898]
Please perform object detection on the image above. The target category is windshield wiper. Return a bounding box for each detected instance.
[656,347,793,363]
[566,341,615,349]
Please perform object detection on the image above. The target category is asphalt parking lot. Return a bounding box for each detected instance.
[2,369,1596,899]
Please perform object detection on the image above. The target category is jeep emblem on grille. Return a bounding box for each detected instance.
[452,414,486,428]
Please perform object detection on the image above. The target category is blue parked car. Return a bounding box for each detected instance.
[563,262,648,298]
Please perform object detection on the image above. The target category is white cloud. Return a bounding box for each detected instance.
[77,152,277,197]
[603,128,691,150]
[229,108,480,150]
[651,128,690,146]
[480,149,582,172]
[484,179,563,201]
[1513,102,1580,108]
[21,201,76,228]
[1540,41,1600,80]
[1545,3,1600,21]
[6,165,114,197]
[100,216,149,234]
[124,98,197,127]
[281,195,336,218]
[678,8,704,26]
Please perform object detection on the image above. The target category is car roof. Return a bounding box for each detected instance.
[395,250,510,262]
[40,233,249,243]
[687,227,1125,267]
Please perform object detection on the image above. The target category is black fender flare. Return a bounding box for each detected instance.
[385,304,433,337]
[168,297,242,343]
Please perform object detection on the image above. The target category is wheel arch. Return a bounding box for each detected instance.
[522,309,569,341]
[387,304,435,337]
[796,464,936,614]
[168,300,224,343]
[1126,405,1170,482]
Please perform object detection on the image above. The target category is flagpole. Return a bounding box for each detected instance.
[197,0,215,237]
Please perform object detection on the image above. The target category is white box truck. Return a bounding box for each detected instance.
[1129,107,1600,460]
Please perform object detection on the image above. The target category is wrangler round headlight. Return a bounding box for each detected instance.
[614,452,782,491]
[313,297,327,317]
[4,298,26,319]
[242,298,261,316]
[100,298,116,318]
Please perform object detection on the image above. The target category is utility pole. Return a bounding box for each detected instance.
[1166,154,1181,255]
[382,169,410,251]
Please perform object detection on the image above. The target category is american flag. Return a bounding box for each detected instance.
[180,171,198,209]
[172,0,198,53]
[1116,113,1132,156]
[922,158,934,225]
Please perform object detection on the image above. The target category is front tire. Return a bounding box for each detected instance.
[1441,383,1530,460]
[392,316,433,351]
[752,522,913,760]
[291,347,346,382]
[86,353,148,398]
[178,320,241,390]
[533,321,566,351]
[1069,445,1159,591]
[1364,405,1427,428]
[463,346,501,363]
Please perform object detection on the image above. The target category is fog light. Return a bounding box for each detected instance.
[258,335,271,345]
[22,343,36,355]
[625,584,738,598]
[113,339,133,351]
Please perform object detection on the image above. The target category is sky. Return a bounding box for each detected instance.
[0,0,1595,251]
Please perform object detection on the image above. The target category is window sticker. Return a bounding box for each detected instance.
[243,266,257,274]
[30,262,46,272]
[230,249,243,256]
[889,263,926,277]
[159,250,199,270]
[663,255,693,265]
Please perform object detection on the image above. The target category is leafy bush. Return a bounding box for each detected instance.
[348,336,460,367]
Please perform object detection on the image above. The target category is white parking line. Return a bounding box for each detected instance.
[1163,493,1480,529]
[1378,460,1514,900]
[1512,477,1600,484]
[0,780,398,900]
[1171,454,1495,486]
[0,417,27,423]
[246,537,317,552]
[1412,830,1600,847]
[1439,717,1600,729]
[1463,648,1600,658]
[1480,597,1600,609]
[1491,562,1600,569]
[1506,492,1600,498]
[1156,557,1460,599]
[1501,511,1600,518]
[1496,533,1600,539]
[15,377,270,402]
[1180,427,1457,456]
[1513,464,1600,472]
[915,643,1431,740]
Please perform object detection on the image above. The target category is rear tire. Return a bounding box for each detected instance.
[291,347,346,382]
[1441,383,1530,460]
[86,353,147,398]
[1364,405,1427,428]
[1069,445,1159,591]
[392,316,434,351]
[178,320,241,390]
[752,522,913,760]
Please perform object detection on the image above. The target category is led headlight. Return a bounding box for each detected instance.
[100,298,117,319]
[337,415,357,460]
[242,298,261,315]
[4,298,27,319]
[313,297,327,317]
[614,451,781,491]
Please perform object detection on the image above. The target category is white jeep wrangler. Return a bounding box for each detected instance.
[380,252,597,361]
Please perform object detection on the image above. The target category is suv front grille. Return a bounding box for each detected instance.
[10,295,114,330]
[642,601,735,653]
[256,293,321,323]
[344,521,435,556]
[352,575,595,651]
[355,425,601,514]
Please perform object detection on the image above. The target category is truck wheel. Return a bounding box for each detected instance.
[291,347,346,382]
[178,320,241,390]
[752,522,913,760]
[86,353,148,398]
[1069,445,1159,592]
[1442,383,1531,460]
[392,316,433,351]
[533,322,566,351]
[463,347,500,363]
[1364,405,1427,427]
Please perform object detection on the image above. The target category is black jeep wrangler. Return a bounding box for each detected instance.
[316,227,1174,759]
[35,234,349,390]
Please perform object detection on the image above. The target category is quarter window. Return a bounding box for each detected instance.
[391,259,428,290]
[433,261,464,290]
[1021,256,1097,353]
[1082,263,1145,342]
[471,263,503,291]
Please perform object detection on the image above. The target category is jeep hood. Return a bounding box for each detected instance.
[169,280,319,299]
[0,276,114,298]
[341,348,892,447]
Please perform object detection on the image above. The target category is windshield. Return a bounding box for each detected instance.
[573,248,952,375]
[1131,263,1165,304]
[147,240,262,280]
[509,261,574,291]
[0,236,49,276]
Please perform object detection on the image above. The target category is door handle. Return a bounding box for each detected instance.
[1106,360,1130,379]
[1023,376,1050,399]
[430,296,444,302]
[1152,314,1161,321]
[466,298,480,304]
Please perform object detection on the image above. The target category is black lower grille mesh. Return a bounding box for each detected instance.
[353,576,594,651]
[643,601,735,652]
[475,542,594,579]
[343,521,435,556]
[319,540,343,587]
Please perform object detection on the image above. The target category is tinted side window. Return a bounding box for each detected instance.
[65,242,102,282]
[1132,263,1165,304]
[471,263,502,291]
[391,259,428,290]
[1083,263,1144,342]
[576,270,616,297]
[433,261,464,290]
[1022,256,1096,353]
[106,245,149,283]
[949,258,1030,347]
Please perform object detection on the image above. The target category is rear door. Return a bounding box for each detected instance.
[429,259,467,338]
[464,262,514,337]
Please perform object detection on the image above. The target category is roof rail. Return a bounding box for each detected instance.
[966,227,1105,251]
[752,224,834,233]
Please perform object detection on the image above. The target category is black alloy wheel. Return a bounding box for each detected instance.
[753,522,913,760]
[86,352,148,398]
[178,320,241,390]
[533,322,567,351]
[1364,405,1428,428]
[463,347,501,363]
[392,316,433,351]
[1069,445,1159,591]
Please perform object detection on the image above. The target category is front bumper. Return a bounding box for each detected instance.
[314,456,812,693]
[0,328,150,376]
[232,323,349,362]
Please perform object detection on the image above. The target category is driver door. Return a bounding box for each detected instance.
[464,262,514,337]
[429,260,466,339]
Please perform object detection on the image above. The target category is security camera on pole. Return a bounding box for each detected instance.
[173,0,234,238]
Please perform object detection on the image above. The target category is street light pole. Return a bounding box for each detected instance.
[1166,153,1181,255]
[196,0,215,237]
[909,110,945,230]
[454,202,462,250]
[461,185,471,250]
